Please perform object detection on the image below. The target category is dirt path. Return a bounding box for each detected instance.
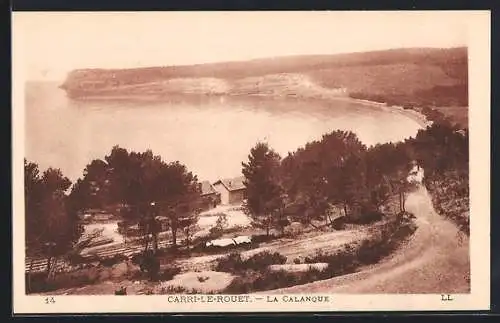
[264,185,470,294]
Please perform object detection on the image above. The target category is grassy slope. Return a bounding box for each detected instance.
[426,170,470,235]
[63,47,466,80]
[62,48,466,93]
[432,106,469,129]
[61,47,468,126]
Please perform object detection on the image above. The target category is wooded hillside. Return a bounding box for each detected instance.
[61,47,468,108]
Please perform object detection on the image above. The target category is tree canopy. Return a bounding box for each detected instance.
[69,146,203,249]
[242,142,285,236]
[242,123,468,231]
[25,159,82,263]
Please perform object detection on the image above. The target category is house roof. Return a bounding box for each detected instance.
[213,176,246,192]
[200,180,218,196]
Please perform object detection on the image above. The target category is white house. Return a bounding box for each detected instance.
[212,176,246,205]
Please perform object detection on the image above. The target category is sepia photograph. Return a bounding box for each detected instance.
[12,11,490,313]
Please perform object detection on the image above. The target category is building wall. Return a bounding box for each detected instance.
[213,183,230,205]
[228,189,246,205]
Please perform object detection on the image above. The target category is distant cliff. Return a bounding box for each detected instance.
[60,47,468,106]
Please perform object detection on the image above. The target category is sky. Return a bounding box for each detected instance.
[13,11,470,81]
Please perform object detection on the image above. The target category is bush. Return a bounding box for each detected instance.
[215,252,244,273]
[159,285,187,294]
[220,217,418,293]
[115,286,127,295]
[26,272,54,293]
[215,251,287,273]
[224,268,330,294]
[399,211,416,221]
[197,275,209,282]
[99,254,129,267]
[157,285,204,295]
[331,217,347,230]
[67,253,97,265]
[136,251,161,281]
[224,225,246,235]
[356,220,417,266]
[190,239,209,252]
[356,238,383,265]
[353,210,384,224]
[208,214,229,239]
[302,245,359,276]
[190,238,256,256]
[251,234,277,244]
[131,253,141,265]
[157,266,181,281]
[426,171,469,236]
[244,251,287,270]
[224,269,291,293]
[337,210,384,226]
[26,266,101,294]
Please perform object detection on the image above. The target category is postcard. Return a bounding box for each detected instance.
[12,10,490,313]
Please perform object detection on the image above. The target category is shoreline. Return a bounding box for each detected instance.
[322,96,432,129]
[64,91,432,129]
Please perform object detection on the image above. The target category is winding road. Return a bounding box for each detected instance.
[265,184,470,294]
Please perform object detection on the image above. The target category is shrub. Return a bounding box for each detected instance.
[197,276,209,282]
[303,245,359,276]
[26,272,54,294]
[215,252,244,273]
[293,258,302,264]
[157,266,181,281]
[356,238,383,265]
[224,225,246,235]
[159,285,187,294]
[355,210,384,224]
[115,286,127,295]
[340,210,384,226]
[67,253,94,265]
[391,221,417,241]
[224,269,290,294]
[191,238,256,256]
[399,211,416,221]
[331,217,346,230]
[223,268,329,294]
[304,249,333,264]
[26,267,101,294]
[135,251,161,281]
[215,251,287,273]
[208,213,229,239]
[158,285,203,294]
[251,234,277,244]
[99,254,129,267]
[244,251,287,271]
[356,220,417,266]
[426,171,470,236]
[190,240,209,253]
[220,217,418,293]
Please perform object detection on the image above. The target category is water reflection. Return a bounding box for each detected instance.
[25,82,423,183]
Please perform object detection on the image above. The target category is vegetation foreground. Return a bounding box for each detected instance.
[25,114,468,294]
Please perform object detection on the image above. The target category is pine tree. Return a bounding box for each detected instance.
[25,160,83,276]
[242,142,284,237]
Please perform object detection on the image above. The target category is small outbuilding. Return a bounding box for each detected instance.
[200,181,221,210]
[212,176,246,205]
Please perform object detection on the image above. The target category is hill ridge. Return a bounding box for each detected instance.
[60,47,468,108]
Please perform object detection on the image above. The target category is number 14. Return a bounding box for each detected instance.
[44,297,55,304]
